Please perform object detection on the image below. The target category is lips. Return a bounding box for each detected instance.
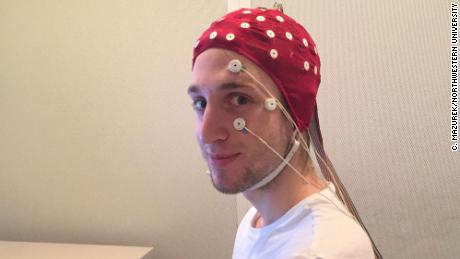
[208,153,240,167]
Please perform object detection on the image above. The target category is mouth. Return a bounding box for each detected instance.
[208,153,241,167]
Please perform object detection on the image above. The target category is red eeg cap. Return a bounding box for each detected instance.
[192,7,321,132]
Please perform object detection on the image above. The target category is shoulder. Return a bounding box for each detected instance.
[304,200,375,258]
[286,221,374,259]
[293,186,375,259]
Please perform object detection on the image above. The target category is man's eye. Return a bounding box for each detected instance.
[230,95,250,106]
[192,99,207,111]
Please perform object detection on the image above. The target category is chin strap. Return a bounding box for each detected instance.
[247,133,301,191]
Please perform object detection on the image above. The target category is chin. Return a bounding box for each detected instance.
[209,168,255,194]
[213,184,242,194]
[211,176,241,194]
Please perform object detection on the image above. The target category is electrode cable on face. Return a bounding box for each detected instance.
[232,63,349,197]
[247,132,301,191]
[224,56,356,218]
[229,58,314,153]
[238,63,353,209]
[232,117,356,220]
[233,116,303,191]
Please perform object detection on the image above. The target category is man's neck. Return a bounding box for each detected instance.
[242,157,328,227]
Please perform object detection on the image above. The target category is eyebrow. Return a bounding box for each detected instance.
[187,82,255,95]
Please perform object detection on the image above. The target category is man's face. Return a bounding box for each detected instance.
[188,49,293,193]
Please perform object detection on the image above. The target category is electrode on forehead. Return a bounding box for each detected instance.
[233,117,246,130]
[228,59,243,73]
[264,98,277,111]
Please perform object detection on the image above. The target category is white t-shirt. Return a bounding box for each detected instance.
[232,183,374,259]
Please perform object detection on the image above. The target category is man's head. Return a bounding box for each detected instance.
[189,49,295,193]
[188,7,321,193]
[192,7,321,132]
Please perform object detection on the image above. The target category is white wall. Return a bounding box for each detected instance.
[0,1,236,259]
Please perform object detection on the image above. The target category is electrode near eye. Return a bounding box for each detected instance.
[264,98,277,111]
[227,60,278,111]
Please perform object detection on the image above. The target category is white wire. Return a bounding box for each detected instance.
[243,68,344,182]
[240,67,357,221]
[244,127,307,184]
[243,126,355,221]
[242,67,386,259]
[217,49,357,220]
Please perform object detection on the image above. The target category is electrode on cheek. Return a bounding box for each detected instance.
[228,59,243,73]
[233,117,246,130]
[233,117,249,135]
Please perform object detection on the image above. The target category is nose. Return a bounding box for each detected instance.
[197,104,230,144]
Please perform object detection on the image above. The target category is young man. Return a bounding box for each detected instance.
[188,6,382,259]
